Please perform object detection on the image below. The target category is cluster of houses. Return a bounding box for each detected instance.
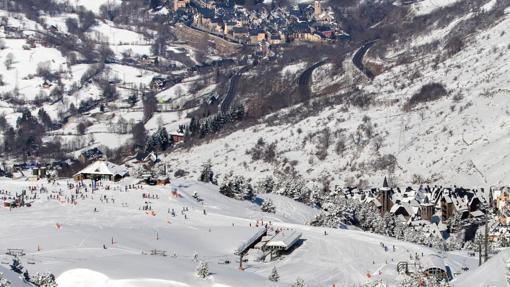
[170,0,345,47]
[340,178,510,243]
[3,142,184,185]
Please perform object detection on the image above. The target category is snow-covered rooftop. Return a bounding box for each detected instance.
[74,160,128,177]
[266,230,302,250]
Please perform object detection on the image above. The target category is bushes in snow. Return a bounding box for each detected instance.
[142,91,157,122]
[3,109,45,157]
[131,121,148,150]
[76,122,87,135]
[65,17,79,34]
[198,161,215,184]
[294,277,305,287]
[275,174,311,203]
[261,199,276,213]
[372,154,397,173]
[186,106,246,140]
[195,261,209,279]
[315,127,330,161]
[36,61,60,82]
[445,36,464,56]
[145,128,172,153]
[256,176,275,194]
[0,273,10,287]
[404,83,448,111]
[174,169,189,178]
[9,257,22,274]
[246,138,277,162]
[268,266,279,282]
[77,9,97,33]
[4,53,14,70]
[31,272,57,287]
[334,135,347,156]
[219,173,254,201]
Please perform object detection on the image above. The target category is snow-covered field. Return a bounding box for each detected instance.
[411,0,462,16]
[0,178,481,286]
[55,0,122,14]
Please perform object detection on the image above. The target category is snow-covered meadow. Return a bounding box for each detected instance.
[0,178,481,287]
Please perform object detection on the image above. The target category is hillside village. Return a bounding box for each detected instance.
[169,0,342,47]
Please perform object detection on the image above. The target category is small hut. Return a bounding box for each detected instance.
[73,160,128,182]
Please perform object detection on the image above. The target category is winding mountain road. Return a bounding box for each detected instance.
[352,40,377,80]
[297,60,327,102]
[220,64,252,113]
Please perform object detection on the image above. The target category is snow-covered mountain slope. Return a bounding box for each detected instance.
[0,178,476,287]
[411,0,463,16]
[452,248,510,286]
[163,4,510,188]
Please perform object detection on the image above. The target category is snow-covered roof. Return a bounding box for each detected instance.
[470,210,484,218]
[74,160,128,177]
[421,254,447,272]
[266,230,302,250]
[366,197,382,207]
[390,203,415,217]
[235,227,266,255]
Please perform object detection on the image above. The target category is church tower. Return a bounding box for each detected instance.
[314,0,321,18]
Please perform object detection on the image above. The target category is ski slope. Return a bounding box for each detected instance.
[0,178,478,287]
[452,249,510,287]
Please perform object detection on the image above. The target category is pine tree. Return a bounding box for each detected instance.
[219,174,255,201]
[10,256,22,274]
[196,261,209,279]
[382,213,396,237]
[37,108,53,130]
[219,179,235,198]
[261,199,276,213]
[198,161,214,183]
[241,178,255,201]
[294,277,305,287]
[258,176,275,194]
[268,266,279,282]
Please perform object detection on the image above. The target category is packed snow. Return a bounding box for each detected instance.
[0,178,478,286]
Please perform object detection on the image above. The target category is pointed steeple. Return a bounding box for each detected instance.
[383,176,389,188]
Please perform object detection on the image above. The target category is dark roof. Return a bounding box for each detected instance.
[232,27,248,34]
[197,7,215,18]
[81,147,103,159]
[289,23,311,34]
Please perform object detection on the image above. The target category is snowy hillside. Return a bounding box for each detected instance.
[452,248,510,286]
[163,2,510,188]
[0,1,509,285]
[0,178,477,287]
